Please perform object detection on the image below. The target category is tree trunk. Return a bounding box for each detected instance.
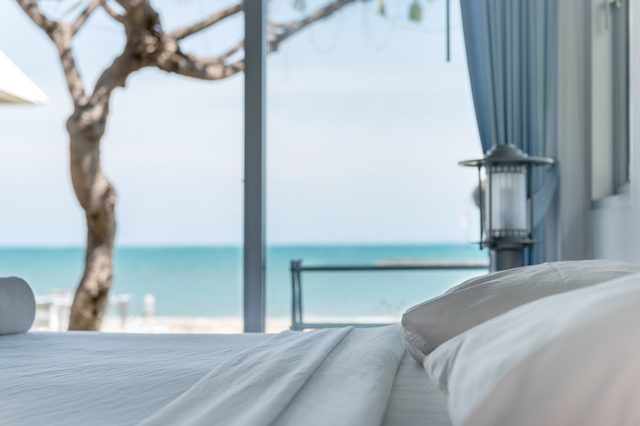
[67,111,116,331]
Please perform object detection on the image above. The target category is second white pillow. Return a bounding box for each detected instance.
[401,260,640,361]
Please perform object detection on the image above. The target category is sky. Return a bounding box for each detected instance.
[0,0,482,246]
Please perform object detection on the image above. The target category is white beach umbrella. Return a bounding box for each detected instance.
[0,50,48,105]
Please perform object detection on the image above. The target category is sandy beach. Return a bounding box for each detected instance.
[32,315,399,334]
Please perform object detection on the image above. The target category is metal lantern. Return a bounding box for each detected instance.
[459,144,554,272]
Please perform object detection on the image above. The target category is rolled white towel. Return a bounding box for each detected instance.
[0,277,35,335]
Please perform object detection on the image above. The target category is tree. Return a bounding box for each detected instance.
[17,0,363,330]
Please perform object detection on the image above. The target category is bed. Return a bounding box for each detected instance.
[0,326,450,426]
[5,259,640,425]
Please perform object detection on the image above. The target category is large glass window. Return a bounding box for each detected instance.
[2,1,489,333]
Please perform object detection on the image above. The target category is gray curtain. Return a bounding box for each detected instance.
[460,0,559,264]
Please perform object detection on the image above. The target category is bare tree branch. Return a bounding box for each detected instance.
[101,0,125,23]
[156,42,244,81]
[218,39,244,62]
[169,3,243,41]
[270,0,357,52]
[162,0,357,82]
[71,0,102,35]
[56,30,88,105]
[17,0,88,106]
[89,51,143,108]
[17,0,58,36]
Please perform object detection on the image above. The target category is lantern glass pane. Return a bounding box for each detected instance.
[485,164,527,239]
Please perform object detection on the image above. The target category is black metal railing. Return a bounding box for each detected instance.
[290,259,489,330]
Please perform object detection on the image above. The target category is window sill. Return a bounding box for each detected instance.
[592,189,631,210]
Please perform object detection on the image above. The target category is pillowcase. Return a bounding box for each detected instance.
[424,273,640,426]
[401,260,640,361]
[0,277,36,335]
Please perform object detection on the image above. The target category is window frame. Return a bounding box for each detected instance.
[612,0,630,193]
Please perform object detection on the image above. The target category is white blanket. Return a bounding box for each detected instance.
[1,327,408,426]
[140,326,404,426]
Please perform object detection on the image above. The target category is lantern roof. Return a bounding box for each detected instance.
[459,144,554,167]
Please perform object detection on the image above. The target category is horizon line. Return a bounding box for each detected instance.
[0,241,481,249]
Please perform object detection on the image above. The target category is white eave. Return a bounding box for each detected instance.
[0,50,48,105]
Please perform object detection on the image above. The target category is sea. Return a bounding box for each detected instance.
[0,245,488,320]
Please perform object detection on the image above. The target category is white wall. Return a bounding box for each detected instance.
[591,1,639,261]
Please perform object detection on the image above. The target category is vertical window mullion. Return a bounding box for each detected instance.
[243,0,267,333]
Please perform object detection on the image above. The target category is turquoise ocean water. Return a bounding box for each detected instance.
[0,245,487,319]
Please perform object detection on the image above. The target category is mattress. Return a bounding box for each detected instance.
[0,330,449,425]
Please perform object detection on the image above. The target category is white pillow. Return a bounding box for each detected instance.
[424,273,640,426]
[0,277,35,334]
[402,260,640,361]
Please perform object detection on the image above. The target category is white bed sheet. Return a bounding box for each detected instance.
[0,330,449,426]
